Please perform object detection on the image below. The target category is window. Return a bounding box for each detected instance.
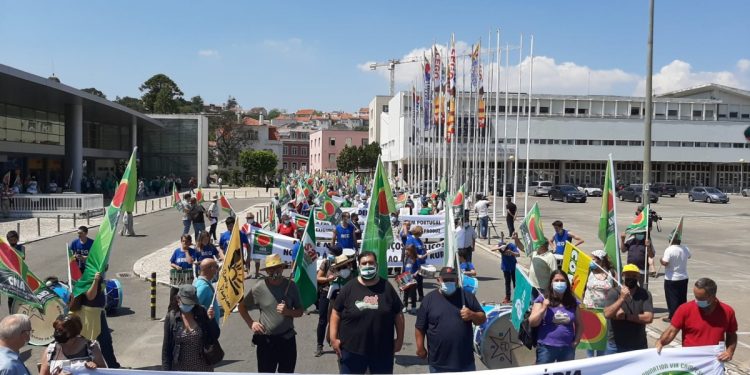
[577,108,587,115]
[692,110,702,117]
[499,105,506,113]
[328,153,336,165]
[681,141,694,147]
[575,140,587,145]
[630,107,641,116]
[615,140,628,146]
[283,162,288,170]
[742,114,750,119]
[291,146,298,155]
[705,110,714,118]
[667,109,678,116]
[382,105,389,113]
[301,163,307,172]
[564,108,575,114]
[696,142,706,147]
[589,140,601,146]
[361,139,367,146]
[329,137,335,146]
[292,162,297,170]
[668,141,680,147]
[603,140,615,146]
[653,141,667,147]
[346,137,352,146]
[539,106,550,114]
[301,147,308,156]
[730,112,738,118]
[629,140,642,146]
[720,143,732,148]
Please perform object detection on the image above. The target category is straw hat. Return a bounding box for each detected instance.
[331,254,355,269]
[261,254,284,270]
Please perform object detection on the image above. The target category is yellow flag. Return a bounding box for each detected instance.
[561,242,592,301]
[216,219,245,325]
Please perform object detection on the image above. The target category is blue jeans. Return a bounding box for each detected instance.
[536,344,575,364]
[479,216,489,238]
[339,349,393,374]
[182,219,191,235]
[586,341,618,357]
[193,222,206,237]
[429,363,476,373]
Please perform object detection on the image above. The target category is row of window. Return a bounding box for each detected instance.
[413,105,750,120]
[283,162,308,172]
[0,104,67,146]
[311,136,369,148]
[283,145,308,156]
[421,137,750,149]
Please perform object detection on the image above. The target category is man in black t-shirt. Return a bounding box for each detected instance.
[330,252,404,374]
[505,197,517,236]
[415,267,486,373]
[603,263,654,353]
[620,232,655,286]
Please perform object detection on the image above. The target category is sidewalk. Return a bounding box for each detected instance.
[0,187,277,245]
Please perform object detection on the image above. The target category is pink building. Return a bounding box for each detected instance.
[309,130,369,173]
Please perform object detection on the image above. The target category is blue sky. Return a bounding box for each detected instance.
[1,0,749,112]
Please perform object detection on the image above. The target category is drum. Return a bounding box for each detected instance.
[12,298,66,346]
[105,279,123,313]
[473,304,535,369]
[462,275,478,294]
[342,248,356,257]
[169,268,195,287]
[395,272,417,291]
[418,264,438,278]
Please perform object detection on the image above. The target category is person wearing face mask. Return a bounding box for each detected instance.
[70,226,94,274]
[603,263,654,353]
[162,285,219,371]
[656,278,737,362]
[415,267,486,373]
[406,226,428,303]
[330,252,405,374]
[242,213,263,279]
[0,314,33,375]
[314,246,343,357]
[277,214,297,237]
[193,259,220,326]
[513,231,557,299]
[529,270,584,364]
[619,230,655,286]
[582,250,615,357]
[39,315,107,375]
[220,216,250,271]
[238,254,304,373]
[332,213,355,250]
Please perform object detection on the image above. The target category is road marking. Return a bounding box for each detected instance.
[738,341,750,349]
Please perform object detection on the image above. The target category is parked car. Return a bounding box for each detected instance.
[528,181,554,196]
[577,184,603,197]
[549,185,587,203]
[617,185,659,203]
[688,187,729,203]
[652,182,677,197]
[742,188,750,197]
[487,181,516,197]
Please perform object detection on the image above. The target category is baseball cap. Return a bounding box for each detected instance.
[178,284,199,306]
[439,267,458,280]
[622,264,640,274]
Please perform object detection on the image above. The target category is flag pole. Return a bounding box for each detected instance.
[463,48,471,196]
[484,30,492,197]
[503,43,511,206]
[493,29,502,222]
[610,154,622,278]
[66,244,73,290]
[513,34,523,212]
[523,35,535,215]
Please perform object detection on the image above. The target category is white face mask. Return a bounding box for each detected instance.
[338,268,352,279]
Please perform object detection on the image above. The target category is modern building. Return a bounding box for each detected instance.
[0,64,208,193]
[368,95,391,144]
[309,129,369,173]
[375,83,750,193]
[279,129,311,173]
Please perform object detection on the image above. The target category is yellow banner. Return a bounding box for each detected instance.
[216,219,245,325]
[561,242,591,301]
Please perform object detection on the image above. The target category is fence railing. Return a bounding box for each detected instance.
[7,194,104,218]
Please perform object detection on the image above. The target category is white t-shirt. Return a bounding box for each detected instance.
[455,224,476,248]
[661,244,691,281]
[474,200,489,218]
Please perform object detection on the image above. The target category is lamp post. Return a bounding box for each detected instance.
[741,158,746,195]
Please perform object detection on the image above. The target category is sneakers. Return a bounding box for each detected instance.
[402,307,408,313]
[662,317,671,323]
[315,345,323,357]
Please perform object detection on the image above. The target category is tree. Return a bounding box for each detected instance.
[240,150,278,185]
[190,96,204,113]
[360,142,381,171]
[81,87,106,99]
[336,145,359,173]
[139,74,184,113]
[226,96,238,110]
[267,108,281,120]
[214,114,247,168]
[114,96,146,112]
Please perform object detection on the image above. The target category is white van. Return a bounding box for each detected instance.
[528,181,554,196]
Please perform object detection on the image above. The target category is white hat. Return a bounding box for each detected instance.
[591,250,607,259]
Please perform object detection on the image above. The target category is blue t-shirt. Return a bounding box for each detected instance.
[194,276,220,326]
[195,244,220,262]
[170,247,197,270]
[553,230,570,255]
[219,230,250,252]
[533,295,578,347]
[69,238,94,271]
[459,262,475,273]
[405,235,426,267]
[500,243,520,272]
[335,224,355,249]
[291,241,300,261]
[404,258,418,274]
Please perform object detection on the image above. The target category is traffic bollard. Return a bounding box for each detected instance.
[233,191,236,199]
[245,190,247,198]
[151,200,154,211]
[135,201,138,214]
[150,272,157,320]
[37,218,40,237]
[16,222,20,238]
[57,215,61,232]
[159,199,162,209]
[87,210,90,225]
[73,213,77,228]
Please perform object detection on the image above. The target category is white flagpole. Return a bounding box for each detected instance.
[523,35,535,215]
[493,29,501,222]
[513,34,523,209]
[463,50,471,194]
[484,30,492,197]
[503,43,510,205]
[65,245,73,290]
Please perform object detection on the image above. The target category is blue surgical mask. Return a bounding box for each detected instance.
[552,281,568,294]
[440,282,457,295]
[590,261,598,271]
[179,303,194,313]
[696,299,711,309]
[360,265,377,280]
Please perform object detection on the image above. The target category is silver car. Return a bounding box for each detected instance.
[688,187,729,203]
[528,181,554,196]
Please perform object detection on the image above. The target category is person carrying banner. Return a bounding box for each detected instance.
[415,266,486,373]
[550,221,584,256]
[69,226,93,274]
[238,254,304,373]
[277,214,297,237]
[0,314,32,375]
[330,252,404,374]
[495,241,520,304]
[660,235,691,323]
[332,212,355,250]
[161,284,219,371]
[195,231,223,265]
[656,278,737,362]
[315,247,342,357]
[170,234,197,271]
[604,263,653,353]
[39,314,107,375]
[582,250,616,357]
[513,232,556,299]
[69,272,121,368]
[529,270,584,364]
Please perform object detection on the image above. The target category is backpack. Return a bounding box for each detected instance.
[189,205,204,222]
[517,308,538,349]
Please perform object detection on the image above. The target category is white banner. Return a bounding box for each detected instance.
[341,207,446,240]
[386,241,445,269]
[72,346,723,375]
[248,228,329,265]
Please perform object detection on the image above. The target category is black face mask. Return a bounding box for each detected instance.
[623,278,638,289]
[54,331,70,343]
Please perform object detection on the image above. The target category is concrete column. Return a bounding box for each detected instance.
[710,163,718,187]
[558,161,566,184]
[131,115,138,150]
[65,99,83,193]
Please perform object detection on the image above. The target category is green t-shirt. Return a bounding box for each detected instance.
[419,207,432,215]
[243,279,301,338]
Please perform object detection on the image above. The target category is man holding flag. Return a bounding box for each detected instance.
[660,218,690,323]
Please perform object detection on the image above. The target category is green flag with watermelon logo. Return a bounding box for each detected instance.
[519,202,547,257]
[451,184,465,219]
[251,231,274,256]
[317,194,342,224]
[172,182,181,209]
[293,210,319,309]
[362,157,396,279]
[598,156,621,277]
[576,307,608,351]
[626,203,649,235]
[122,149,137,212]
[74,148,137,297]
[0,235,61,310]
[669,216,684,245]
[219,192,234,217]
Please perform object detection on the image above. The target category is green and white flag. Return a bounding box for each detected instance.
[598,155,621,277]
[362,157,396,279]
[292,210,319,309]
[669,216,684,245]
[511,267,533,330]
[519,202,547,256]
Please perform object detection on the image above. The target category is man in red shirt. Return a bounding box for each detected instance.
[277,213,297,237]
[656,278,737,362]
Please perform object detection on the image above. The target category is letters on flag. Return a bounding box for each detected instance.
[0,235,60,310]
[511,267,533,330]
[216,218,244,325]
[561,242,592,301]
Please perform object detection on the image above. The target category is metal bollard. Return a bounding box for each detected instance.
[37,218,40,237]
[233,191,236,199]
[245,190,247,198]
[73,213,77,228]
[57,215,61,232]
[16,222,20,238]
[159,199,162,209]
[151,200,154,211]
[150,272,157,320]
[135,201,138,214]
[86,210,90,225]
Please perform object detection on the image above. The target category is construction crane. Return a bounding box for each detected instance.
[369,56,422,97]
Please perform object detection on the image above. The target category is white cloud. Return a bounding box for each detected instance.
[359,41,750,96]
[198,49,219,58]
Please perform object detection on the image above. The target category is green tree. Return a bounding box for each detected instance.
[190,96,204,112]
[114,96,146,112]
[139,74,184,113]
[359,142,381,171]
[267,108,281,120]
[226,95,238,110]
[81,87,106,99]
[336,145,359,173]
[240,150,278,185]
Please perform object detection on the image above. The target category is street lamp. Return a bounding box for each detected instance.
[740,158,746,195]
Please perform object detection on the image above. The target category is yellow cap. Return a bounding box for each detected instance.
[622,264,640,273]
